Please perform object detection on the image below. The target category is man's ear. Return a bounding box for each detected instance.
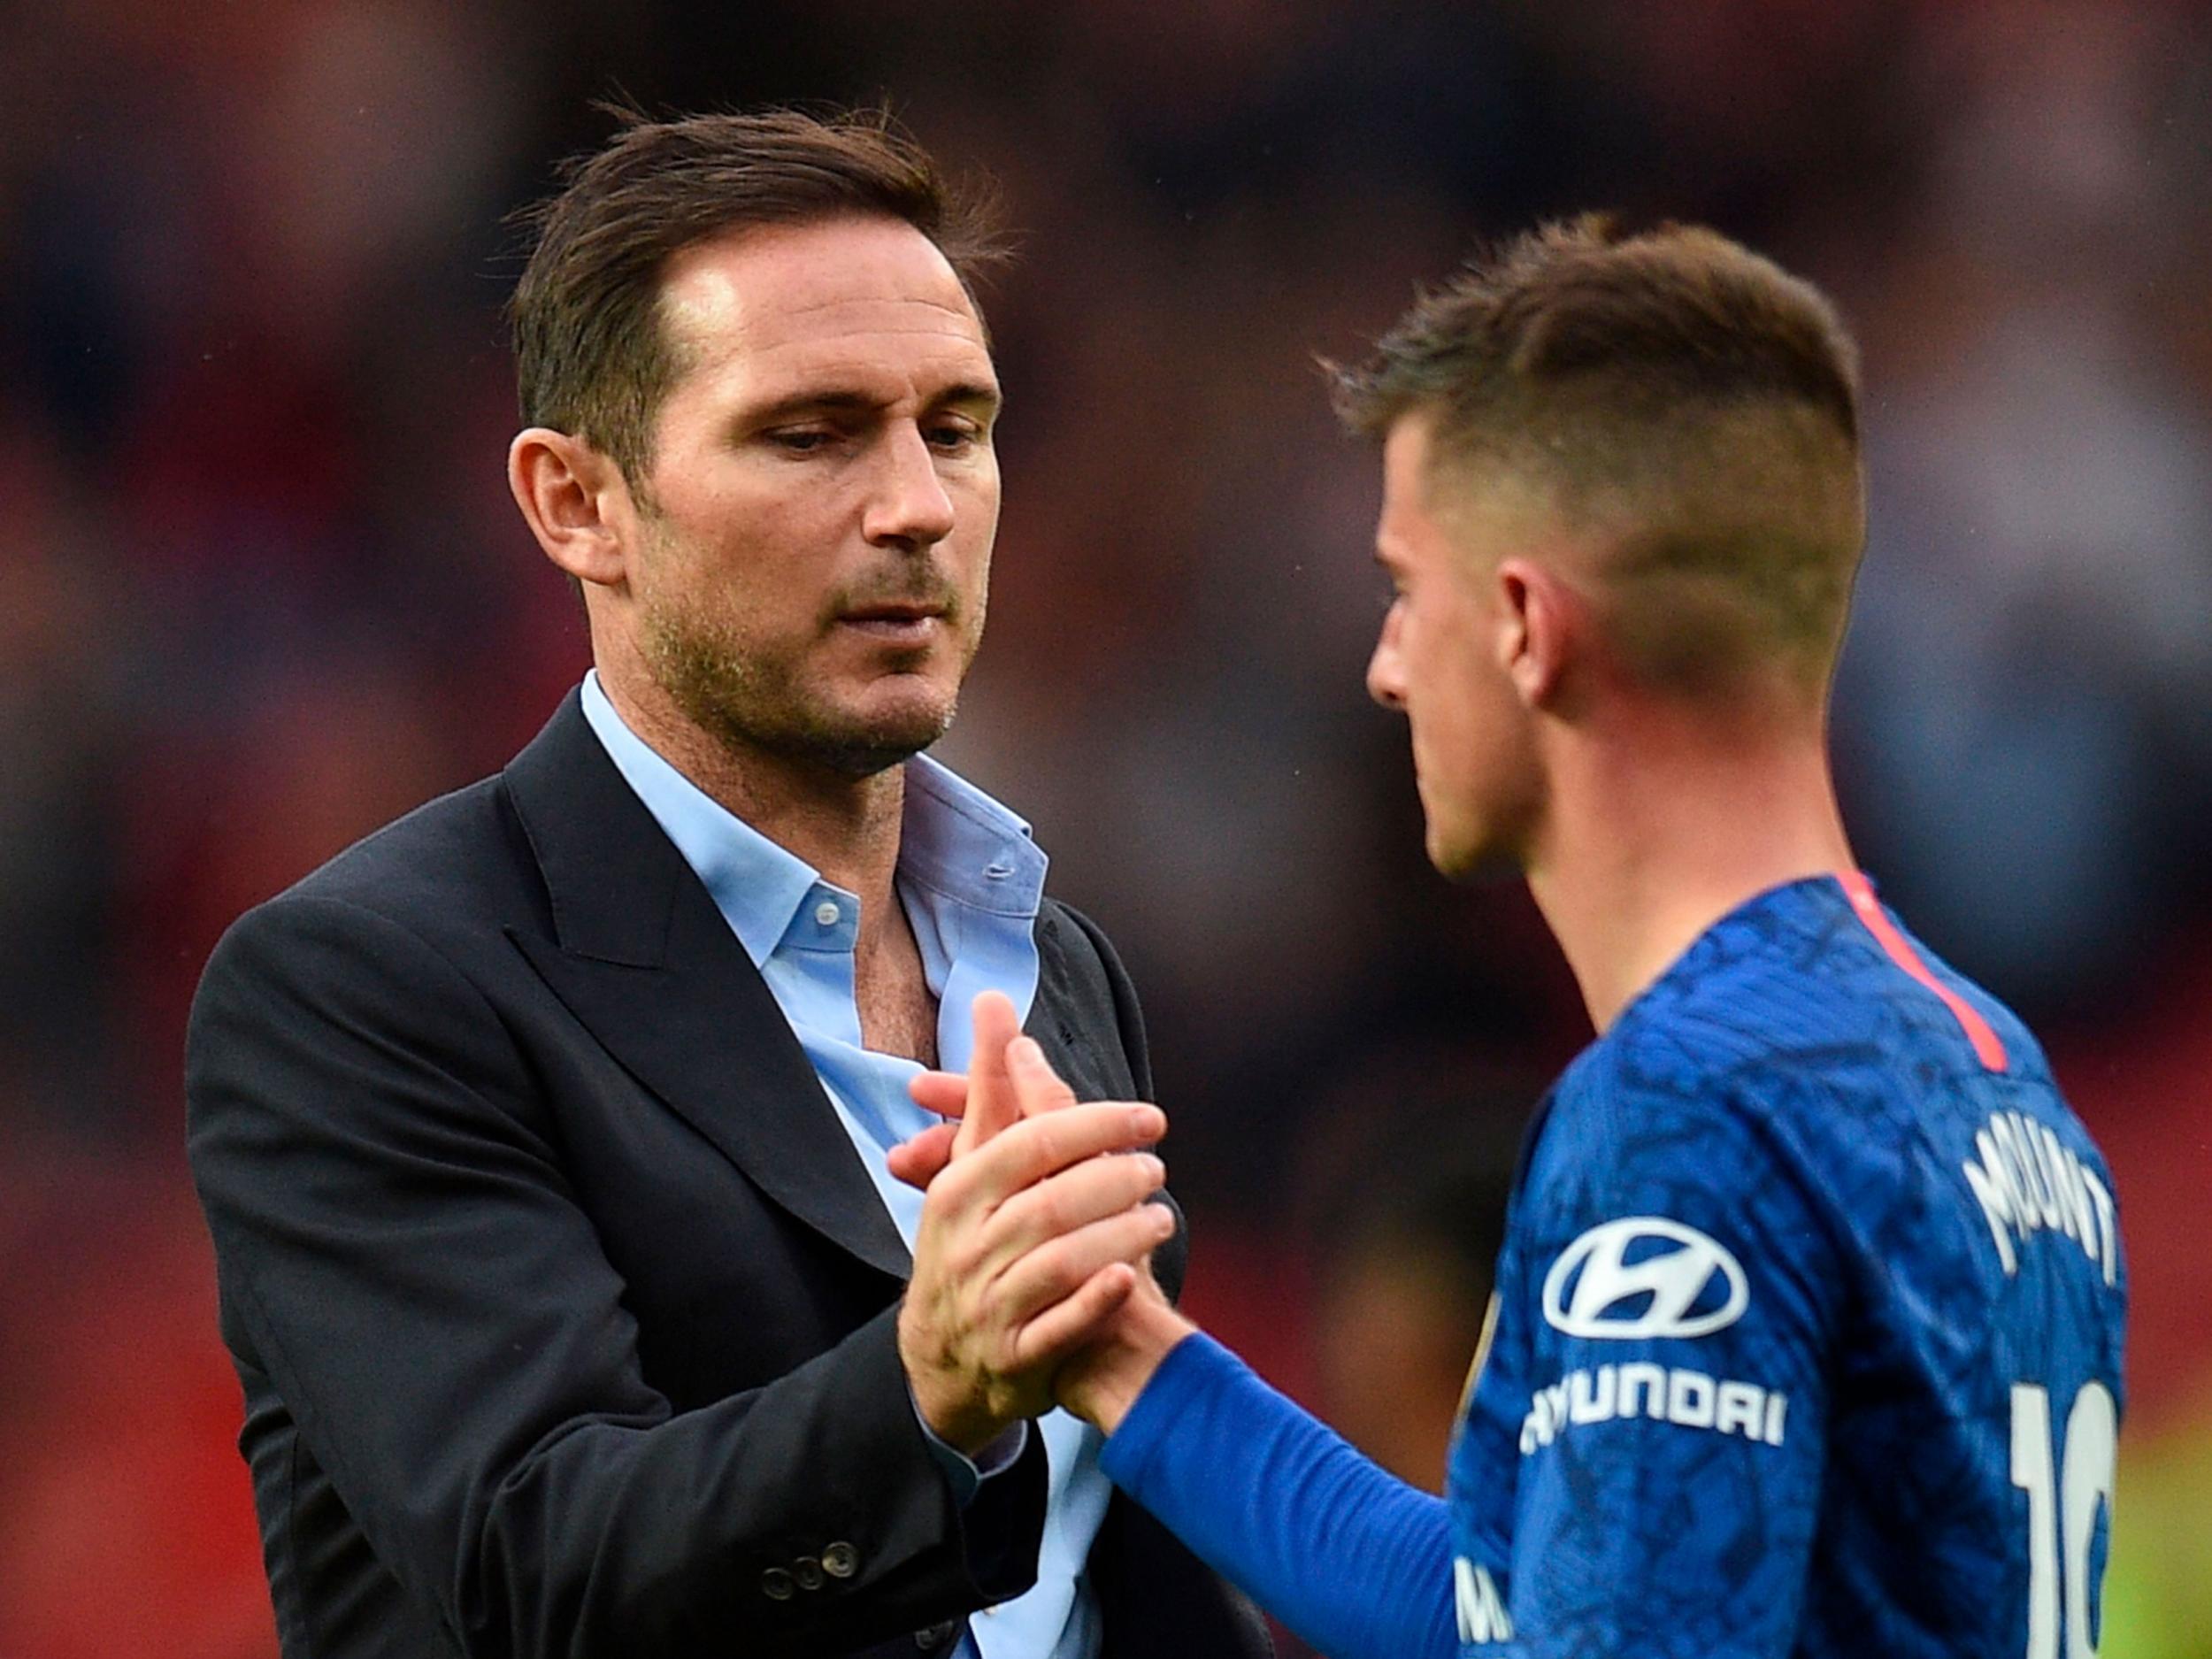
[1494,557,1574,710]
[507,427,638,589]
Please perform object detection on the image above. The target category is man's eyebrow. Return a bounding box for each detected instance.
[741,381,1003,426]
[933,380,1002,413]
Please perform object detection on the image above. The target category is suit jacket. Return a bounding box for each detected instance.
[185,692,1271,1659]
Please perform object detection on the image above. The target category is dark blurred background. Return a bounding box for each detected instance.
[2,1,2208,1654]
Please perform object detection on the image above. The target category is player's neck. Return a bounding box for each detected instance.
[597,667,909,927]
[1525,717,1854,1036]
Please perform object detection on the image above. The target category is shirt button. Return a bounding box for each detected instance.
[821,1540,859,1578]
[814,900,841,927]
[793,1556,825,1592]
[761,1567,796,1601]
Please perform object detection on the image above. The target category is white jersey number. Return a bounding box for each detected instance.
[2009,1381,2117,1659]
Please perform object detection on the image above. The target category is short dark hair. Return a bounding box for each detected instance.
[1334,217,1867,698]
[509,105,1006,490]
[1331,214,1859,450]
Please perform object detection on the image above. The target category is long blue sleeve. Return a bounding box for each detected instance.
[1099,1333,1460,1659]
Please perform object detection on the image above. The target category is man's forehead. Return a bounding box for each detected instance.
[658,219,989,378]
[1378,413,1444,529]
[1378,411,1572,569]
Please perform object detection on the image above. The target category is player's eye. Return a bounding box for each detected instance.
[926,420,983,451]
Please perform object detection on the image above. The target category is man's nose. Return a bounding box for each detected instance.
[861,425,957,549]
[1367,605,1408,710]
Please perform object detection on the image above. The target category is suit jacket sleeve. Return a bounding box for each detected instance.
[187,891,1046,1659]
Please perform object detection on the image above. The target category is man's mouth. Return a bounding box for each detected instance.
[835,601,949,643]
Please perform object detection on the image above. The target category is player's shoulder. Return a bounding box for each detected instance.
[1618,875,2047,1085]
[1550,873,2068,1185]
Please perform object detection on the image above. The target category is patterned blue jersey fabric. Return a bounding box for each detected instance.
[1447,873,2127,1657]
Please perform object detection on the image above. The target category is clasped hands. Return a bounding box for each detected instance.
[892,992,1196,1455]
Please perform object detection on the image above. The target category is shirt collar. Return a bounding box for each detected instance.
[578,671,1045,965]
[899,751,1048,920]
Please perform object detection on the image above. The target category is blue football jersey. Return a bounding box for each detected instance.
[1447,872,2127,1657]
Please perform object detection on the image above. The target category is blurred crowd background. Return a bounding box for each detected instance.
[2,1,2208,1653]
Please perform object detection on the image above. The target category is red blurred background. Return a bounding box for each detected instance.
[1,1,2208,1652]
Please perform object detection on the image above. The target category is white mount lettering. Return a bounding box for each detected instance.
[1454,1559,1514,1644]
[1961,1110,2118,1286]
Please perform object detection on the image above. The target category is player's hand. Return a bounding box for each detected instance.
[897,1091,1177,1453]
[1051,1270,1197,1435]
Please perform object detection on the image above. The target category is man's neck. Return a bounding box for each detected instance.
[599,670,909,947]
[1525,711,1854,1035]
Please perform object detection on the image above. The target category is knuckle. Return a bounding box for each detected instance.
[1028,1188,1068,1236]
[1029,1116,1071,1165]
[1118,1159,1158,1201]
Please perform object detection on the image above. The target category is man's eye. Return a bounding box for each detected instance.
[927,423,981,450]
[765,429,834,453]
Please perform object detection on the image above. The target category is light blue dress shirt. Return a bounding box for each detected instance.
[580,672,1109,1659]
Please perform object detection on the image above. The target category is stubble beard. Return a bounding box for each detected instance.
[641,589,966,780]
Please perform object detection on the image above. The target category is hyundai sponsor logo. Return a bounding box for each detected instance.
[1540,1217,1748,1340]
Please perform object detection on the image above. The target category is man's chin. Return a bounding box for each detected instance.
[807,733,934,779]
[748,696,958,780]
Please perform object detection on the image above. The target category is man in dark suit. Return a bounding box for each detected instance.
[184,107,1271,1659]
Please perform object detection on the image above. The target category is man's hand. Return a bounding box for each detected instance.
[896,1038,1177,1452]
[895,995,1199,1437]
[886,985,1018,1190]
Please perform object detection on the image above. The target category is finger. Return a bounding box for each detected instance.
[908,1071,970,1120]
[1010,1262,1139,1373]
[983,1151,1168,1263]
[1007,1036,1080,1119]
[887,1122,959,1190]
[995,1202,1179,1330]
[946,1100,1167,1217]
[952,991,1024,1159]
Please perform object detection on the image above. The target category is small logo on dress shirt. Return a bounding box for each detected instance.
[1541,1217,1747,1340]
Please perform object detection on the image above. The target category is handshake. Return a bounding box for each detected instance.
[889,991,1198,1456]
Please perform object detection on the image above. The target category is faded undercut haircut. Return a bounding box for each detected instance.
[509,105,1006,494]
[1333,216,1867,700]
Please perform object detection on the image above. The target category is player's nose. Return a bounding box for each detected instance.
[862,424,957,549]
[1367,606,1408,710]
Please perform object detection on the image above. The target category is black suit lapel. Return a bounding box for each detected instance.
[501,694,910,1283]
[1025,916,1100,1102]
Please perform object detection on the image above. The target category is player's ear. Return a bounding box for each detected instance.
[1494,557,1571,710]
[508,427,639,589]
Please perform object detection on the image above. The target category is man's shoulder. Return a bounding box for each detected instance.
[208,768,548,994]
[272,772,521,927]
